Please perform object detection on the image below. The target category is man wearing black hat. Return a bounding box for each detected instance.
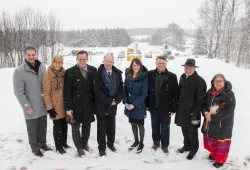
[175,58,207,160]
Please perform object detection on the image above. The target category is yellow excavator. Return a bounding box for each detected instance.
[126,42,142,61]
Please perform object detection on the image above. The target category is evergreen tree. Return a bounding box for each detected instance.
[193,27,207,55]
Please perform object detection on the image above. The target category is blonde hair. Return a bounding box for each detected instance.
[52,55,63,63]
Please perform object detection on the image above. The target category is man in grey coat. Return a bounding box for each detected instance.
[13,47,52,157]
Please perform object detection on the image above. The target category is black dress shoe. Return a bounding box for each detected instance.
[57,148,66,154]
[128,141,139,151]
[108,145,117,152]
[213,162,224,168]
[177,146,190,153]
[186,152,196,160]
[136,143,144,153]
[63,143,71,149]
[99,150,106,157]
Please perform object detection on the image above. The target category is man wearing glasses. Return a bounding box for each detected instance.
[64,50,97,157]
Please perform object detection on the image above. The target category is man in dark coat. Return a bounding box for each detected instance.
[64,50,97,157]
[146,56,179,153]
[175,58,207,160]
[93,54,124,156]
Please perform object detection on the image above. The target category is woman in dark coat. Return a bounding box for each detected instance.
[123,58,148,153]
[202,74,236,168]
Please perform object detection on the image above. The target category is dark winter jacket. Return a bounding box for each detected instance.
[201,81,236,140]
[123,66,148,119]
[175,71,207,127]
[63,64,97,124]
[146,68,179,115]
[93,64,124,116]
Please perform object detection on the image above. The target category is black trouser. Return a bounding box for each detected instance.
[150,113,171,148]
[71,123,91,151]
[25,115,47,152]
[97,115,116,151]
[181,126,199,153]
[52,117,68,150]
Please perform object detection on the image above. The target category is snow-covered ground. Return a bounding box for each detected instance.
[0,46,249,170]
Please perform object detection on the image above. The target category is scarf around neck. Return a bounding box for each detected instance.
[50,66,65,90]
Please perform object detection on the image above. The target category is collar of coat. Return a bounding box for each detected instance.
[24,59,41,73]
[97,64,122,75]
[180,71,198,86]
[73,64,95,72]
[154,68,169,75]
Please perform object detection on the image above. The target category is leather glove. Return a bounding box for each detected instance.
[47,109,57,118]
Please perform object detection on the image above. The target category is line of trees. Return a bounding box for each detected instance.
[151,22,186,50]
[194,0,250,68]
[61,28,131,47]
[0,8,132,68]
[0,7,62,68]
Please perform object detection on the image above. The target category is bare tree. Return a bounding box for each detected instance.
[0,7,62,68]
[223,0,240,63]
[236,0,250,67]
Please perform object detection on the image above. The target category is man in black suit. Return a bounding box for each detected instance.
[64,50,97,157]
[93,53,124,156]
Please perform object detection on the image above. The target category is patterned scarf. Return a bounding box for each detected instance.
[50,66,65,90]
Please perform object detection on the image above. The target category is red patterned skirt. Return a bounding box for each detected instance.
[203,135,231,164]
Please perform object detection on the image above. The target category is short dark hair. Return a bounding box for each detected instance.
[24,46,36,54]
[77,50,88,59]
[156,56,167,61]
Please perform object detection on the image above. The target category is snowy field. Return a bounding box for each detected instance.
[0,45,250,170]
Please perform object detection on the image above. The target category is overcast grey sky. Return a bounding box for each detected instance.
[1,0,202,30]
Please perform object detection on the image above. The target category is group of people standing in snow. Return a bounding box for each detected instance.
[13,46,236,168]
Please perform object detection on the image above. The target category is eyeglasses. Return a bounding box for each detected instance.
[214,80,224,84]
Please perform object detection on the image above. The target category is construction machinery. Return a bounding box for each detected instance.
[126,42,142,61]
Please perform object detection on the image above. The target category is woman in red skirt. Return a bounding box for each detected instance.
[201,74,236,168]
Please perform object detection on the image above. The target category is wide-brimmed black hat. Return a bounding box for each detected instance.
[181,59,199,68]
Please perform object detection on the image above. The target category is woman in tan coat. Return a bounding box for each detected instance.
[43,56,69,154]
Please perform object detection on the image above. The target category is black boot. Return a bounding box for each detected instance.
[63,143,71,149]
[108,145,117,152]
[208,154,215,161]
[213,162,224,168]
[177,146,190,153]
[186,151,196,160]
[99,150,106,157]
[57,148,66,154]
